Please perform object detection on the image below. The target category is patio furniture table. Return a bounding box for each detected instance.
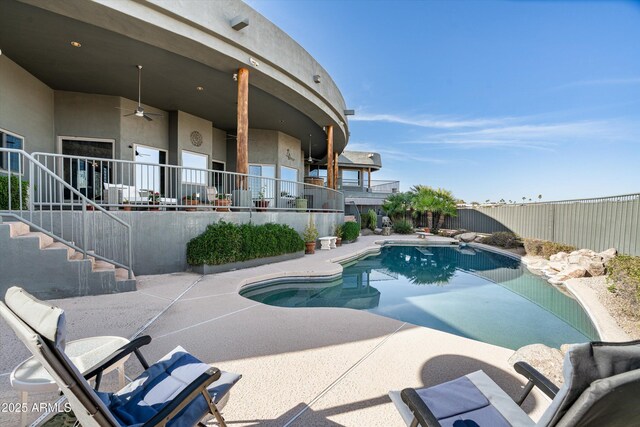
[10,336,130,426]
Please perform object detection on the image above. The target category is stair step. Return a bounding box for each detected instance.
[93,260,115,270]
[44,242,75,258]
[6,221,30,237]
[15,231,54,248]
[115,268,135,281]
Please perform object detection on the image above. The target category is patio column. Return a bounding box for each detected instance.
[334,152,339,189]
[368,168,371,189]
[326,125,333,189]
[236,67,249,189]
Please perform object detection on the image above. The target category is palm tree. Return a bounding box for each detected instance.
[538,194,542,202]
[434,188,458,229]
[382,192,412,222]
[410,185,436,228]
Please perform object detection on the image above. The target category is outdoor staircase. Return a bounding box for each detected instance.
[0,219,136,299]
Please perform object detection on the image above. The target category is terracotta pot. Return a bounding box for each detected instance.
[214,199,231,212]
[122,206,132,211]
[254,200,270,212]
[335,237,342,247]
[305,242,316,254]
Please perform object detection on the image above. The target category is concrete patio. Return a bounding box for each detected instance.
[0,234,550,426]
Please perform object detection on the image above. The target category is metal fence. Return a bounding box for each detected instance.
[444,194,640,255]
[338,178,400,194]
[33,153,344,213]
[0,148,133,278]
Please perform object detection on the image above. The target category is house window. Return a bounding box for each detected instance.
[309,167,327,185]
[135,145,167,194]
[181,150,208,184]
[280,166,299,197]
[0,130,24,173]
[249,164,275,200]
[341,170,360,186]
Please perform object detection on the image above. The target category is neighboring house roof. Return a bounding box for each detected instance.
[345,197,387,206]
[338,151,382,170]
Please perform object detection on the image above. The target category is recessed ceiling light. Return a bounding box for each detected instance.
[70,41,81,48]
[196,86,204,91]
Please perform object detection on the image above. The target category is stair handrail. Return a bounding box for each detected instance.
[0,148,133,279]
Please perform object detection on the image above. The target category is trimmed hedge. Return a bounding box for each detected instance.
[342,221,360,241]
[481,232,523,249]
[0,176,29,210]
[393,219,414,234]
[187,221,304,265]
[524,239,576,259]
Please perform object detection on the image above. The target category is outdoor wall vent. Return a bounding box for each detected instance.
[231,16,249,31]
[313,74,321,83]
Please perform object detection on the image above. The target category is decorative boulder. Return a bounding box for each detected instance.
[550,252,569,262]
[374,228,383,235]
[382,226,392,236]
[508,344,564,386]
[547,261,565,272]
[457,232,477,243]
[557,265,587,281]
[599,248,617,264]
[578,257,606,277]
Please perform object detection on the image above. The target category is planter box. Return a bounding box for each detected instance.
[191,250,305,275]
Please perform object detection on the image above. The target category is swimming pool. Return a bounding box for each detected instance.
[241,245,599,350]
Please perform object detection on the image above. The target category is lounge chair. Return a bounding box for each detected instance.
[0,286,241,426]
[389,340,640,426]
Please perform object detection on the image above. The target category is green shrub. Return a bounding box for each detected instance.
[366,209,377,231]
[524,238,576,259]
[186,221,304,265]
[393,219,414,234]
[342,221,360,241]
[302,221,319,243]
[481,232,523,249]
[0,176,29,210]
[606,255,640,317]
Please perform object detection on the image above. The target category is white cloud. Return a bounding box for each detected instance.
[350,113,517,129]
[554,77,640,90]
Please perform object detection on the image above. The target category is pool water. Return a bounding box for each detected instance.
[241,245,599,350]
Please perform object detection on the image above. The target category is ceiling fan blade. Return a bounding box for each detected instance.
[144,112,163,117]
[123,112,136,117]
[143,114,153,121]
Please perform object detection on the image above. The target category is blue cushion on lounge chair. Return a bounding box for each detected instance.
[100,346,239,427]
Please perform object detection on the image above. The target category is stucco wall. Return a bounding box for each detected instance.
[0,54,54,153]
[212,126,227,166]
[119,97,168,160]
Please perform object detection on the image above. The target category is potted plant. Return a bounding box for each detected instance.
[295,196,308,210]
[121,198,132,211]
[213,194,231,212]
[254,186,270,211]
[182,194,199,211]
[148,191,161,210]
[334,224,343,246]
[303,221,319,254]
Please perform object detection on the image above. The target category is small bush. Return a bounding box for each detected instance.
[393,219,414,234]
[302,221,319,243]
[481,232,523,249]
[366,209,377,231]
[524,238,576,259]
[606,255,640,317]
[187,221,304,265]
[0,176,29,210]
[342,221,360,241]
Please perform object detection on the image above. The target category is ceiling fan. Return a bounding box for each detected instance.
[119,65,162,121]
[305,134,321,164]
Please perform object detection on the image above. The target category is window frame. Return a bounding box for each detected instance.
[0,127,25,175]
[181,150,209,185]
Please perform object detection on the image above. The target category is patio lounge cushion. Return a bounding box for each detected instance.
[101,346,240,427]
[390,371,534,427]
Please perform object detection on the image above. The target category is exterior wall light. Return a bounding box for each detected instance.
[249,57,259,67]
[231,16,249,31]
[313,74,321,83]
[70,41,82,47]
[196,86,204,91]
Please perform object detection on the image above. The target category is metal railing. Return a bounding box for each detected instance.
[33,153,344,212]
[445,193,640,256]
[338,178,400,194]
[0,149,133,278]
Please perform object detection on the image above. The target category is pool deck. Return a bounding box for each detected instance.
[1,234,552,426]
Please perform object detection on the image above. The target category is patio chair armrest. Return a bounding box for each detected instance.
[84,335,152,386]
[513,361,560,405]
[400,388,442,427]
[142,367,222,427]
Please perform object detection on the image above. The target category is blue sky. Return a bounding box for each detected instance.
[246,0,640,202]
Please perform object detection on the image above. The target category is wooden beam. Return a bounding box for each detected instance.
[236,67,249,189]
[326,125,334,189]
[368,168,371,189]
[334,152,339,190]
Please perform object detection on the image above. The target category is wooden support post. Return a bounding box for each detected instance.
[236,67,249,189]
[334,152,339,189]
[368,168,371,189]
[326,125,334,189]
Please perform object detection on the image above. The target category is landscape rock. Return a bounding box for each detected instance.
[567,254,582,265]
[508,344,564,386]
[548,276,565,286]
[474,236,484,243]
[457,232,477,243]
[374,228,383,235]
[382,226,392,236]
[550,252,569,262]
[578,257,605,277]
[556,265,587,281]
[599,248,617,264]
[361,229,374,236]
[547,261,565,272]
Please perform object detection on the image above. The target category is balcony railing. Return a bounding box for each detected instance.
[32,153,344,212]
[338,178,400,194]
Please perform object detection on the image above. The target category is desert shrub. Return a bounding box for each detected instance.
[606,255,640,317]
[187,221,304,265]
[524,238,576,259]
[481,232,523,249]
[0,176,29,210]
[302,221,319,243]
[366,209,377,231]
[393,219,414,234]
[342,221,360,241]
